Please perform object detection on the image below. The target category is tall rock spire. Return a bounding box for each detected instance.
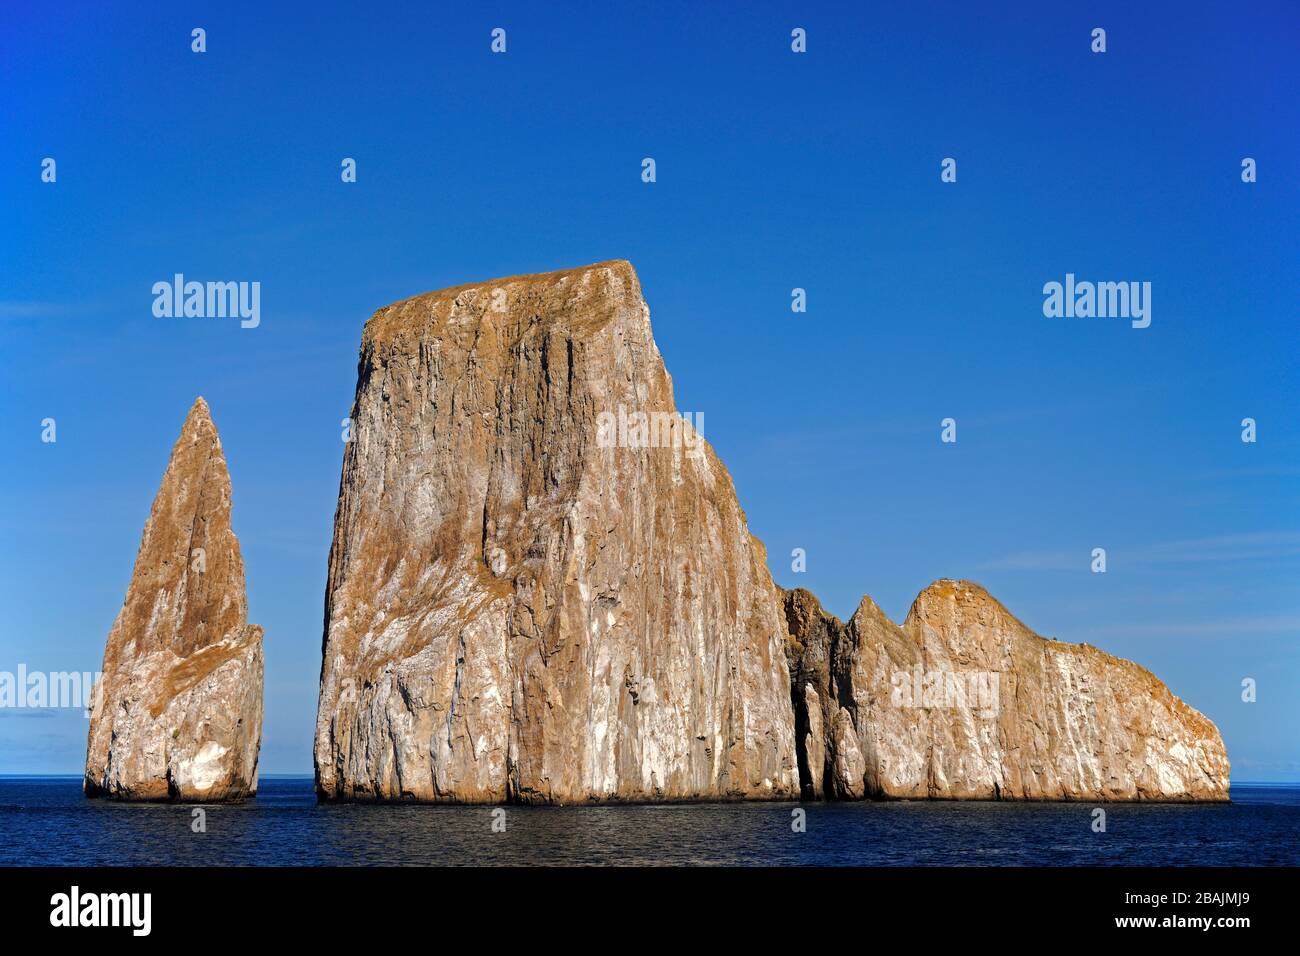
[85,398,263,801]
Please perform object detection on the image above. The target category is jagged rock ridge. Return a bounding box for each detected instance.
[85,398,263,802]
[314,260,798,803]
[784,581,1230,801]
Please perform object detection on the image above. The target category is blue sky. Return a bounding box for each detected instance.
[2,1,1297,780]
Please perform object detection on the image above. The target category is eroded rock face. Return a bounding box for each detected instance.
[311,257,1225,805]
[784,581,1229,801]
[315,260,797,803]
[85,398,263,802]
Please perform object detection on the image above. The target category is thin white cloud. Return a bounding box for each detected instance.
[0,302,55,319]
[1076,615,1300,638]
[1195,467,1300,480]
[975,548,1079,572]
[978,531,1300,572]
[0,301,95,320]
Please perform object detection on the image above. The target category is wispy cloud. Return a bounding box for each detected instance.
[1077,615,1300,638]
[977,531,1300,572]
[1196,467,1300,480]
[0,301,96,321]
[1131,532,1300,564]
[0,302,55,320]
[975,548,1079,572]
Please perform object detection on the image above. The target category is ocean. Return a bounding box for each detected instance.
[2,777,1296,866]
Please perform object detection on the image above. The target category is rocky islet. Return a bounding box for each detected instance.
[85,398,264,802]
[86,261,1229,805]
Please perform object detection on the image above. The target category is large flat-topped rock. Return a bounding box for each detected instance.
[362,259,638,345]
[314,260,798,802]
[311,258,1227,805]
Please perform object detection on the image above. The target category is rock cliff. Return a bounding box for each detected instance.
[784,581,1230,801]
[314,260,798,802]
[85,398,263,802]
[313,259,1226,805]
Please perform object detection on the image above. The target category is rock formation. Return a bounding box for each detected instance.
[314,260,798,802]
[85,398,263,802]
[313,258,1226,805]
[784,580,1230,801]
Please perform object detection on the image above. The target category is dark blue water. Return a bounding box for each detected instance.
[1,777,1296,866]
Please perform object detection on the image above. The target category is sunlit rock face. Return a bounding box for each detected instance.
[309,257,1227,806]
[784,581,1229,802]
[85,398,264,802]
[314,260,798,803]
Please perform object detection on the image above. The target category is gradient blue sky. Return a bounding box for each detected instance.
[2,1,1297,779]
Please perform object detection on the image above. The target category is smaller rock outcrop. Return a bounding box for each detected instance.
[784,580,1229,802]
[85,398,263,802]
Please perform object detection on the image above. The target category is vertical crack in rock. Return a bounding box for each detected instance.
[85,397,264,802]
[314,260,798,803]
[783,580,1230,801]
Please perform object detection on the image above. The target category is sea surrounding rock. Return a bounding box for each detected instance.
[783,580,1230,801]
[85,398,263,802]
[314,260,798,802]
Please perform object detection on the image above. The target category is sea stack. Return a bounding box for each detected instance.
[315,259,1228,805]
[315,260,798,802]
[85,398,264,802]
[784,580,1230,801]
